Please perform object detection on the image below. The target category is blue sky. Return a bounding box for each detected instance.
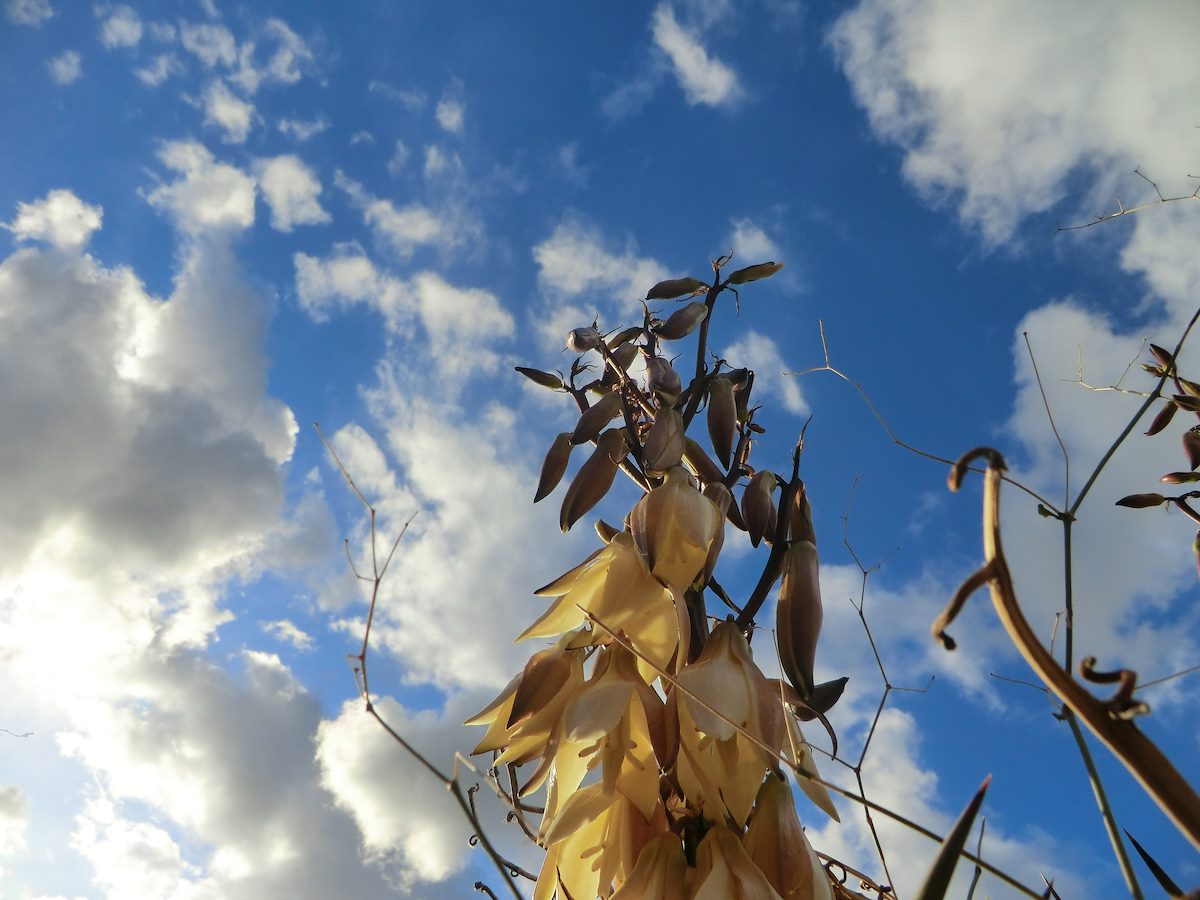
[1,0,1199,897]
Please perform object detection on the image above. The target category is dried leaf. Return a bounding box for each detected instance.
[1124,830,1185,898]
[727,261,783,285]
[516,366,564,390]
[535,432,574,502]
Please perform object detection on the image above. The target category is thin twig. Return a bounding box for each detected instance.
[1056,168,1200,232]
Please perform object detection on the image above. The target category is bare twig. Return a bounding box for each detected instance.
[1056,168,1200,232]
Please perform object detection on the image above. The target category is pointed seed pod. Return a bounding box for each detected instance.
[1186,426,1200,470]
[646,355,682,406]
[777,540,823,698]
[706,376,736,467]
[653,301,708,341]
[1146,400,1179,436]
[683,437,724,485]
[566,326,602,353]
[607,325,643,349]
[535,433,573,503]
[515,366,564,390]
[727,261,783,285]
[1115,493,1166,509]
[646,276,706,301]
[1149,343,1176,371]
[1161,471,1200,484]
[642,409,685,472]
[571,390,623,445]
[602,343,639,387]
[741,470,778,547]
[1172,394,1200,412]
[560,428,626,532]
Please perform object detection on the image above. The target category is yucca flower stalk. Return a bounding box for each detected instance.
[468,256,844,898]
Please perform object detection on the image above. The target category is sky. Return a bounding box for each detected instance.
[1,1,1199,897]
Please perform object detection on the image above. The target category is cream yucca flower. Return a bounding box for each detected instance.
[743,775,832,900]
[690,824,783,900]
[631,466,723,591]
[610,832,688,900]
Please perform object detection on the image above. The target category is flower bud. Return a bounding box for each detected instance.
[642,409,685,472]
[654,301,708,340]
[571,390,623,445]
[727,261,783,285]
[742,470,778,547]
[560,428,626,531]
[630,466,722,590]
[744,776,833,900]
[646,276,707,301]
[566,326,602,353]
[646,355,682,406]
[777,540,823,698]
[707,376,736,467]
[535,432,573,502]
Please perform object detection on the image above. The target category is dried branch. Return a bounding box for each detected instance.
[1056,168,1200,232]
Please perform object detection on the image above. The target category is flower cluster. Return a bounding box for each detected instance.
[469,263,840,898]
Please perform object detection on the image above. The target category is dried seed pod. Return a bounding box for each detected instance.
[571,390,623,445]
[706,376,736,467]
[1115,493,1166,509]
[566,326,602,353]
[727,261,783,285]
[515,366,564,390]
[601,343,639,387]
[741,470,778,547]
[560,428,627,532]
[535,432,573,503]
[646,276,707,301]
[653,301,708,341]
[645,355,682,406]
[777,540,823,698]
[642,409,685,472]
[1145,400,1179,436]
[606,325,643,349]
[1186,426,1200,469]
[683,437,724,485]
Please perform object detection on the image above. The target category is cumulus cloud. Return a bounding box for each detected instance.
[829,0,1200,245]
[230,18,315,95]
[435,90,465,134]
[179,20,237,68]
[333,171,457,259]
[135,53,178,86]
[532,215,668,345]
[146,140,256,234]
[46,49,81,85]
[386,139,409,175]
[96,3,142,49]
[0,785,29,856]
[727,217,782,262]
[254,155,330,232]
[724,330,808,415]
[261,619,313,650]
[651,2,742,107]
[5,188,102,249]
[5,0,51,25]
[202,79,255,143]
[277,115,329,142]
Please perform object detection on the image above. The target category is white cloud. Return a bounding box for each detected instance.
[422,144,461,180]
[724,330,808,415]
[96,3,142,49]
[135,53,178,86]
[350,130,375,146]
[6,189,102,250]
[333,171,457,258]
[0,785,29,855]
[368,81,426,111]
[651,2,742,107]
[727,217,782,263]
[147,20,175,42]
[179,20,237,68]
[532,215,668,345]
[254,155,330,232]
[202,79,255,143]
[386,139,409,175]
[277,115,329,142]
[146,141,256,235]
[261,619,313,650]
[45,50,81,85]
[829,0,1200,245]
[5,0,51,25]
[554,141,589,188]
[230,18,315,95]
[435,91,465,134]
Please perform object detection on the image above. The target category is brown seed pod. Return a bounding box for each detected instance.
[1145,400,1179,436]
[534,432,573,503]
[706,376,736,467]
[642,409,685,472]
[741,470,778,547]
[559,428,626,532]
[515,366,564,390]
[727,261,783,285]
[571,390,623,445]
[646,276,707,301]
[653,301,708,341]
